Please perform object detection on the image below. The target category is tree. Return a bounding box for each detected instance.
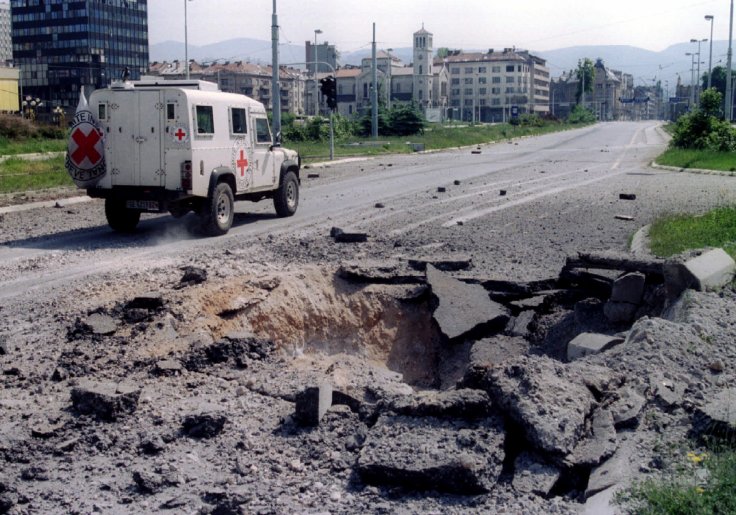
[575,58,595,105]
[701,66,736,98]
[670,89,736,151]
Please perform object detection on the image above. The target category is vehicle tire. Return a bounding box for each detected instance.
[273,171,299,217]
[200,181,234,236]
[105,198,141,233]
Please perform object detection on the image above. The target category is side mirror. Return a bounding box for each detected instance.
[270,131,282,149]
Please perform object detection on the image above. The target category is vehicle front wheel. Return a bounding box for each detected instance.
[105,198,141,233]
[200,182,234,236]
[273,171,299,217]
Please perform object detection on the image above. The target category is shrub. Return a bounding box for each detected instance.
[0,114,65,140]
[671,89,736,152]
[567,105,596,124]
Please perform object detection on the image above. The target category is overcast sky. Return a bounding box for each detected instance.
[149,0,733,54]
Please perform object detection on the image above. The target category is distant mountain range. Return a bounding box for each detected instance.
[151,38,733,91]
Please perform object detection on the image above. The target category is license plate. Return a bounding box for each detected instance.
[126,200,159,211]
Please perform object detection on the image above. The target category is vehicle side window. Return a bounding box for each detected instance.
[97,103,107,121]
[230,108,247,135]
[195,105,214,134]
[167,103,176,121]
[254,117,271,144]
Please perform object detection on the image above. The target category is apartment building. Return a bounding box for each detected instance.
[0,2,12,65]
[148,60,306,116]
[550,59,634,120]
[443,48,550,123]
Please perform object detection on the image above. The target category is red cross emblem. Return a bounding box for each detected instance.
[174,127,187,142]
[70,126,103,167]
[236,149,249,177]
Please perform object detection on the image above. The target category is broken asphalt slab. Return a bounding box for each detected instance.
[426,264,509,341]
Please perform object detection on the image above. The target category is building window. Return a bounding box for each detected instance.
[464,67,473,73]
[464,99,473,106]
[478,67,487,73]
[478,77,487,84]
[506,76,514,83]
[464,88,473,95]
[492,77,501,84]
[451,68,460,75]
[451,78,460,85]
[492,66,501,73]
[506,65,515,72]
[479,88,487,95]
[464,78,473,84]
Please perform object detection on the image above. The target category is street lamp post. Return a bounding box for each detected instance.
[727,0,734,122]
[184,0,193,79]
[313,29,322,116]
[686,52,697,108]
[690,38,707,104]
[705,15,715,90]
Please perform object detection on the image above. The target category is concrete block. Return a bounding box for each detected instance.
[665,248,736,298]
[294,383,332,427]
[567,333,624,361]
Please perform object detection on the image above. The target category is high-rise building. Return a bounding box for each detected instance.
[0,2,12,65]
[10,0,149,110]
[305,41,337,75]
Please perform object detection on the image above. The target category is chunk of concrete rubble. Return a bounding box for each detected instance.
[407,255,473,272]
[356,414,505,494]
[564,409,618,467]
[512,452,561,497]
[179,266,207,285]
[84,313,117,336]
[464,355,605,457]
[610,272,646,304]
[387,389,492,419]
[609,388,646,428]
[181,412,228,439]
[469,336,528,368]
[693,388,736,441]
[603,301,638,324]
[585,438,638,499]
[125,292,165,310]
[664,248,736,298]
[70,380,141,421]
[294,383,333,427]
[507,310,536,338]
[153,359,183,376]
[332,227,369,243]
[567,333,624,361]
[427,265,510,340]
[0,336,9,355]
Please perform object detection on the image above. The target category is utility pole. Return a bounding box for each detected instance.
[727,0,734,122]
[371,23,378,139]
[706,15,714,90]
[271,0,281,138]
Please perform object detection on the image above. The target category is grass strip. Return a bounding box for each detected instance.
[648,206,736,260]
[620,449,736,515]
[290,121,587,163]
[656,148,736,173]
[0,137,67,156]
[0,156,73,193]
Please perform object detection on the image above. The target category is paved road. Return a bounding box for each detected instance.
[2,121,735,301]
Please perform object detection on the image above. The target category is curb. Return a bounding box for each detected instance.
[0,151,66,164]
[0,195,91,215]
[650,161,736,177]
[629,224,652,257]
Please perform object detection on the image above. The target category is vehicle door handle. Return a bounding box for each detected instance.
[135,136,147,144]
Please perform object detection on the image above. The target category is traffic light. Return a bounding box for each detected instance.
[319,76,337,110]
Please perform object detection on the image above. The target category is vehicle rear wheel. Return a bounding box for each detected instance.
[273,171,299,217]
[105,198,141,233]
[200,182,234,236]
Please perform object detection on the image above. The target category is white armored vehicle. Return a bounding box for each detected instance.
[66,80,300,236]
